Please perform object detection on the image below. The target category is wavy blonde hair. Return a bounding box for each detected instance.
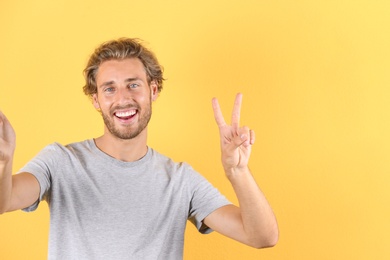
[83,38,164,97]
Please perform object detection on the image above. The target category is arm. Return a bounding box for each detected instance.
[0,111,40,214]
[203,93,279,248]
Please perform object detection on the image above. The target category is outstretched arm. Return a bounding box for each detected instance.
[203,93,279,248]
[0,111,40,214]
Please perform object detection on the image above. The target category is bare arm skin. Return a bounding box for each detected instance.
[0,111,40,214]
[203,93,279,248]
[1,95,278,247]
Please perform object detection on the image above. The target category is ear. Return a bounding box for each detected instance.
[92,94,100,110]
[150,81,159,101]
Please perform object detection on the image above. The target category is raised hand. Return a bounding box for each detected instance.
[0,111,16,164]
[212,93,255,175]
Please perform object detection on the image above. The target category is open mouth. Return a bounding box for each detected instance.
[114,109,137,121]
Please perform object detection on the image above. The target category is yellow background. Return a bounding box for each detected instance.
[1,0,389,259]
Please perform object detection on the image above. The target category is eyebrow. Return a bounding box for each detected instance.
[98,81,115,89]
[98,78,142,89]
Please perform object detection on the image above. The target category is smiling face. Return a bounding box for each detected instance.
[93,58,158,140]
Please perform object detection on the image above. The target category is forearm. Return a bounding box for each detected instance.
[227,167,278,248]
[211,94,278,247]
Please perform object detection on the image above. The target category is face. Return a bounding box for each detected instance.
[93,58,158,140]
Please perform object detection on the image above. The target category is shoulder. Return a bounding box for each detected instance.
[64,139,94,151]
[148,148,192,170]
[148,148,204,181]
[40,139,91,151]
[35,139,93,161]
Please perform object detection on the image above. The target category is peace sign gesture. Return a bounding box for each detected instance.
[212,93,255,175]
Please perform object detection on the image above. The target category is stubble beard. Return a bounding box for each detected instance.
[101,101,152,140]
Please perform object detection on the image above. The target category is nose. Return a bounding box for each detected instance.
[116,86,134,105]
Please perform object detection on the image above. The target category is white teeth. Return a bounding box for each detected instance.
[115,110,136,118]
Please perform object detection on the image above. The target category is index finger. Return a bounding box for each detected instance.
[231,93,242,129]
[212,97,226,127]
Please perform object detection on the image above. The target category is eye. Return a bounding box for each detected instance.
[128,83,139,89]
[104,87,115,93]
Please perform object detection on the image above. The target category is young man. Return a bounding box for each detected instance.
[0,38,278,259]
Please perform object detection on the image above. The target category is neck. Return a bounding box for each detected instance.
[94,129,148,162]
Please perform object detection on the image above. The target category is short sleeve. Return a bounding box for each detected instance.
[18,144,60,212]
[186,165,231,234]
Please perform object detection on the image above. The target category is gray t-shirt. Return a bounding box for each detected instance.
[19,140,230,260]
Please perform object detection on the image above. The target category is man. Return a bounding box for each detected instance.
[0,38,278,259]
